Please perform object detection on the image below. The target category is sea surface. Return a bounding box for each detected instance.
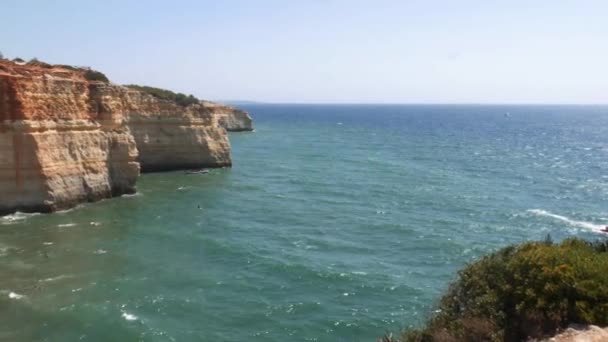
[1,104,608,341]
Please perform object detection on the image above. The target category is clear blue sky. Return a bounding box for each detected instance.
[1,0,607,104]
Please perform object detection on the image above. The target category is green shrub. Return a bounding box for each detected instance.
[84,69,110,83]
[13,57,25,63]
[398,238,608,342]
[125,84,200,106]
[27,58,53,68]
[54,64,80,71]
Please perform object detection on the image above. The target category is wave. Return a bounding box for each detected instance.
[0,212,40,225]
[39,274,73,283]
[527,209,605,232]
[121,192,142,198]
[121,312,138,321]
[0,290,26,300]
[8,292,25,300]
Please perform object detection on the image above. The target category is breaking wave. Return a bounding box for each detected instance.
[0,212,40,225]
[527,209,605,232]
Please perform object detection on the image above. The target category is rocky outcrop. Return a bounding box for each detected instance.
[207,101,253,132]
[0,63,139,214]
[540,325,608,342]
[90,84,234,172]
[0,60,251,214]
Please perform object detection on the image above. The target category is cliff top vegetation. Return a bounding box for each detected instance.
[382,237,608,342]
[124,85,200,107]
[0,57,110,83]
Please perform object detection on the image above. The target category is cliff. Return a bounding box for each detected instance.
[93,85,236,172]
[0,60,252,214]
[204,101,254,132]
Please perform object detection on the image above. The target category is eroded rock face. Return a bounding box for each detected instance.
[90,84,234,172]
[205,101,253,132]
[0,60,250,214]
[0,63,140,214]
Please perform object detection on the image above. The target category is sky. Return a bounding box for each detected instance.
[1,0,607,104]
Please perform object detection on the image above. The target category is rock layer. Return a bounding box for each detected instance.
[91,84,235,172]
[0,60,251,214]
[208,101,254,132]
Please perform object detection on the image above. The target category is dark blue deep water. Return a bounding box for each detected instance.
[1,105,608,341]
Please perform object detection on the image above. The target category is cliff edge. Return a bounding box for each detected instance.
[0,59,252,214]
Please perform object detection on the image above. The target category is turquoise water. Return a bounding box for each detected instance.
[1,105,608,341]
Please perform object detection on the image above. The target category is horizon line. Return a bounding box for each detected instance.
[217,101,608,106]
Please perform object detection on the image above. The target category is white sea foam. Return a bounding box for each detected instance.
[1,212,40,225]
[122,192,142,198]
[122,312,138,321]
[94,249,107,255]
[8,292,24,300]
[527,209,604,232]
[57,223,76,228]
[56,203,87,215]
[40,274,72,282]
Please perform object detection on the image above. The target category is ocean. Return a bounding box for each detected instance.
[1,104,607,341]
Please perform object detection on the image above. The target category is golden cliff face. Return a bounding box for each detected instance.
[0,60,251,214]
[203,101,254,132]
[90,83,234,172]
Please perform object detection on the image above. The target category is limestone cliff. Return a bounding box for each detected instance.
[204,101,254,132]
[91,84,235,172]
[0,60,251,214]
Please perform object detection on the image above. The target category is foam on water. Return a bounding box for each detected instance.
[0,212,40,225]
[122,312,138,321]
[121,192,142,198]
[8,292,25,300]
[40,274,73,283]
[527,209,605,232]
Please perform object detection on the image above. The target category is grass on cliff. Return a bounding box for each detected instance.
[83,69,110,83]
[6,56,111,83]
[125,84,200,107]
[383,237,608,342]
